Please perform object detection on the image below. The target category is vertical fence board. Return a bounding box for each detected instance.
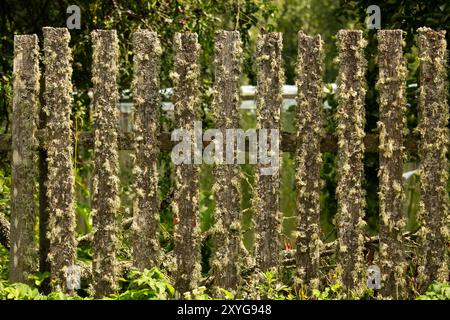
[9,34,39,283]
[43,28,76,292]
[131,30,162,270]
[91,30,120,298]
[295,32,323,289]
[417,28,449,292]
[377,30,407,298]
[211,31,242,291]
[254,33,283,272]
[335,30,367,293]
[172,32,201,294]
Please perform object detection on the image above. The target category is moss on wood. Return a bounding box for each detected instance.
[376,29,407,299]
[295,31,323,290]
[416,27,449,292]
[10,34,40,283]
[172,32,201,294]
[91,30,120,298]
[254,32,283,272]
[335,30,367,294]
[131,30,162,270]
[43,28,76,293]
[210,30,243,292]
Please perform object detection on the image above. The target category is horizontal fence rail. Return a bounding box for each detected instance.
[1,27,448,299]
[0,131,421,153]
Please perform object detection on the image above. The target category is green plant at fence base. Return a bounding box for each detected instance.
[416,282,450,300]
[0,247,448,301]
[256,271,295,300]
[111,268,175,300]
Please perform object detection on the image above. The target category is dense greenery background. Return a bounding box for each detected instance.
[0,0,449,299]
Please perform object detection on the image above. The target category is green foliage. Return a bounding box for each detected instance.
[0,168,11,218]
[277,0,344,83]
[311,283,343,300]
[0,279,83,300]
[28,272,51,287]
[112,267,175,300]
[416,282,450,300]
[0,281,43,300]
[311,283,375,300]
[257,271,295,300]
[0,74,12,133]
[0,246,8,279]
[183,286,213,300]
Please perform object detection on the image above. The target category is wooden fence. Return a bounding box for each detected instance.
[1,27,448,299]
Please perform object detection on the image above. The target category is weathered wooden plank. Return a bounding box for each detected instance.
[43,27,77,293]
[335,30,367,294]
[172,32,202,294]
[377,29,407,299]
[254,32,283,272]
[131,30,162,270]
[295,31,323,289]
[210,30,242,291]
[9,34,39,283]
[416,27,449,292]
[91,30,120,298]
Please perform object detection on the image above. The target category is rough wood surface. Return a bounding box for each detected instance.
[254,32,283,272]
[335,30,367,294]
[377,30,407,299]
[172,32,202,294]
[416,27,449,292]
[295,31,323,289]
[131,30,162,270]
[210,31,242,291]
[91,30,120,298]
[43,27,76,293]
[9,34,39,284]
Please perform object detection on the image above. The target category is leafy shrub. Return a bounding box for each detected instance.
[416,282,450,300]
[0,281,43,300]
[257,271,295,300]
[111,267,175,300]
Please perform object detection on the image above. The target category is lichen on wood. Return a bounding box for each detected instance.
[416,27,449,292]
[295,31,323,290]
[131,30,162,271]
[172,32,201,294]
[335,30,367,293]
[91,30,120,298]
[210,30,243,292]
[376,29,407,299]
[254,32,283,272]
[10,34,40,283]
[43,27,76,293]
